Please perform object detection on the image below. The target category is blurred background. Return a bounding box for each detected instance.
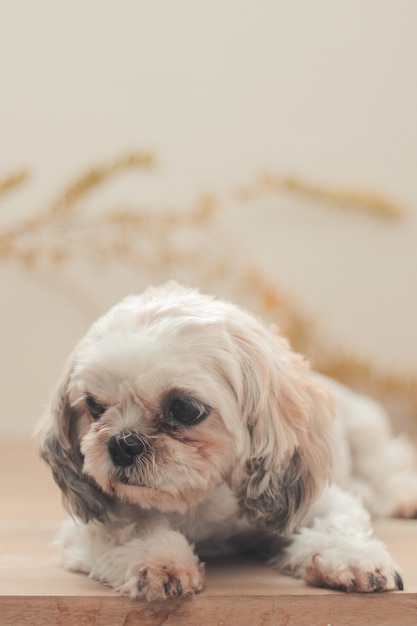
[1,1,416,437]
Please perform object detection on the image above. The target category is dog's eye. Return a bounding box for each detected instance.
[85,395,107,420]
[168,397,208,425]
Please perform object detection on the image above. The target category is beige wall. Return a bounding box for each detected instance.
[1,1,417,436]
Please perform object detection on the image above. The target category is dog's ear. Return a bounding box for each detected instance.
[227,315,334,536]
[36,357,113,523]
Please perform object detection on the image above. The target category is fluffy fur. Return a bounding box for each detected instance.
[37,281,417,600]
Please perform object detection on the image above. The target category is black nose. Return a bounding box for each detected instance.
[108,432,145,467]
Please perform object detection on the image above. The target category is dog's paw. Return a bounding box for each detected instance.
[117,529,206,601]
[119,538,205,602]
[136,560,205,601]
[369,473,417,519]
[305,549,404,593]
[389,475,417,519]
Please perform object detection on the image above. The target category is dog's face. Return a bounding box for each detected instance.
[66,299,246,513]
[39,282,335,535]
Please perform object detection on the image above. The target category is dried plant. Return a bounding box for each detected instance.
[0,153,158,266]
[1,152,415,431]
[236,172,406,219]
[0,170,29,198]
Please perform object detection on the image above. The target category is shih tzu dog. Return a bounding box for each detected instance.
[38,281,417,601]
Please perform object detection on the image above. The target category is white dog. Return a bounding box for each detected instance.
[38,282,417,600]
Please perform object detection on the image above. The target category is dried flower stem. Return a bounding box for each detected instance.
[51,152,156,213]
[0,170,29,199]
[236,173,406,219]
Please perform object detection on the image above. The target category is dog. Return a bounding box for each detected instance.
[38,281,417,600]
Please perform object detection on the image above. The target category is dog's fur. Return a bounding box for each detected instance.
[37,282,417,600]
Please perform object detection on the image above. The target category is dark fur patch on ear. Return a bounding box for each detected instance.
[41,435,114,523]
[39,394,116,523]
[237,450,310,536]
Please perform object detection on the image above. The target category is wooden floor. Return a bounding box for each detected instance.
[1,441,417,626]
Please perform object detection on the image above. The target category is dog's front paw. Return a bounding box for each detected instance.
[134,560,206,601]
[305,548,404,593]
[120,532,206,602]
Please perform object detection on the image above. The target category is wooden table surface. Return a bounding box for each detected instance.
[1,440,416,626]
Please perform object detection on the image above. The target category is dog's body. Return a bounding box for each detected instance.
[38,282,417,600]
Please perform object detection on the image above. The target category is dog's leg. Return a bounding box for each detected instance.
[338,386,417,518]
[57,518,205,600]
[271,485,404,592]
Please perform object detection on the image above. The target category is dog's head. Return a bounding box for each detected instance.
[38,282,334,534]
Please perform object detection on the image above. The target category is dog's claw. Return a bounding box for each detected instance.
[395,571,404,591]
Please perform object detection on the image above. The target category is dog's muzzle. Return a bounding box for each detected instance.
[108,432,145,467]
